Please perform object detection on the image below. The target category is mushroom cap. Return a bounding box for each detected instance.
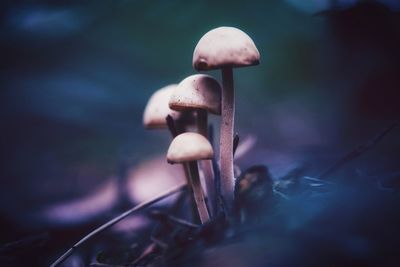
[193,26,260,71]
[169,74,222,115]
[143,85,194,129]
[167,132,214,163]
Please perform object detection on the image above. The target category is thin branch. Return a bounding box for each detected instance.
[167,214,200,229]
[90,263,124,267]
[50,183,186,267]
[129,243,158,267]
[153,211,199,229]
[150,236,168,250]
[318,121,399,179]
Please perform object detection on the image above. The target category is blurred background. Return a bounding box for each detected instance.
[0,0,399,266]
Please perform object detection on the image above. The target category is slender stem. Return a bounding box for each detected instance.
[220,67,235,210]
[197,109,208,137]
[197,109,216,217]
[182,163,200,223]
[49,184,186,267]
[187,161,210,223]
[209,125,223,215]
[202,161,216,217]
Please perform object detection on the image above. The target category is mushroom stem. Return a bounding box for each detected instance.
[187,161,210,223]
[197,109,208,137]
[220,67,235,210]
[197,109,216,216]
[166,114,198,221]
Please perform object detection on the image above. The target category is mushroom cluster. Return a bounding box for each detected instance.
[142,26,260,224]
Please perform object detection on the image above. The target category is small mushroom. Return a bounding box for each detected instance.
[193,26,260,210]
[167,132,213,223]
[143,84,196,218]
[169,74,221,136]
[169,74,221,216]
[143,84,195,132]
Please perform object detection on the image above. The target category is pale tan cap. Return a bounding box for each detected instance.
[143,85,194,129]
[193,26,260,71]
[167,132,214,163]
[169,74,221,115]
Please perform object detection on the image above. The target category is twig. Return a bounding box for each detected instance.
[49,183,186,267]
[90,262,124,267]
[150,236,168,250]
[167,215,200,229]
[151,210,199,229]
[129,243,158,267]
[318,121,399,179]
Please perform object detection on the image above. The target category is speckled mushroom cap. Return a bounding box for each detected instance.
[167,132,214,164]
[143,85,194,129]
[169,74,222,115]
[193,26,260,71]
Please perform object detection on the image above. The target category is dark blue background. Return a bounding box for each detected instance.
[0,1,399,266]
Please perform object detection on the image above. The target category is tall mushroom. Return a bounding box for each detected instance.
[169,74,221,216]
[193,26,260,210]
[167,132,213,223]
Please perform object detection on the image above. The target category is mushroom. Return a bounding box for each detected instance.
[193,26,260,210]
[143,84,197,218]
[169,74,221,137]
[143,84,195,132]
[169,74,221,216]
[167,132,213,223]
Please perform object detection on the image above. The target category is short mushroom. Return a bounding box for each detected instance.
[167,132,213,223]
[169,74,221,137]
[143,84,195,133]
[193,26,260,210]
[143,84,196,218]
[169,74,221,216]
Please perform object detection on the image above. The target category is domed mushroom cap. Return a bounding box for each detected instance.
[193,26,260,71]
[143,85,194,129]
[169,74,222,115]
[167,132,214,164]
